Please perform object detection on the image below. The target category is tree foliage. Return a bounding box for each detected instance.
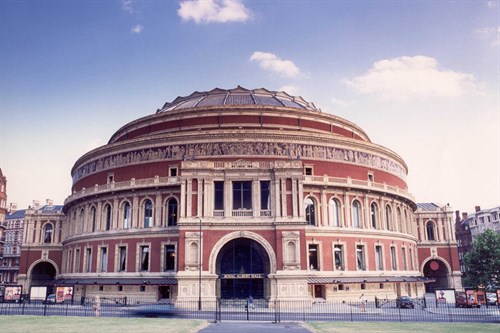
[463,229,500,290]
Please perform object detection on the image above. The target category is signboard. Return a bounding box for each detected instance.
[435,289,456,304]
[55,286,74,303]
[221,274,265,279]
[4,286,22,302]
[30,286,48,301]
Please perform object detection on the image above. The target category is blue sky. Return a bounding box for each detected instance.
[0,0,498,214]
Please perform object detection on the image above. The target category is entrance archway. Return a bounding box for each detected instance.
[423,259,450,292]
[216,238,270,299]
[30,261,57,292]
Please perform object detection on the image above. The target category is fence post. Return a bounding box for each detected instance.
[398,303,402,322]
[350,301,353,322]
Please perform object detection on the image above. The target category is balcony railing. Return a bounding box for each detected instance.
[232,210,253,217]
[303,176,414,201]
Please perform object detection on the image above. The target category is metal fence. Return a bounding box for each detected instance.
[0,297,498,323]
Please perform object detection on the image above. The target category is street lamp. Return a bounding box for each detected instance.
[197,216,202,311]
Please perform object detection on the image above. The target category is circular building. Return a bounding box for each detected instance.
[60,86,422,303]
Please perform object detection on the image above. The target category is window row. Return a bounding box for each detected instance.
[307,243,416,272]
[64,243,177,274]
[71,198,179,234]
[214,180,271,216]
[305,197,412,233]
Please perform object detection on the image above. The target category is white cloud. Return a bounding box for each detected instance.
[344,56,479,102]
[330,97,351,108]
[122,0,133,14]
[279,85,300,96]
[250,51,300,78]
[131,24,144,34]
[474,26,500,46]
[178,0,251,24]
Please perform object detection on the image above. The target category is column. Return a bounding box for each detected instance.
[252,179,259,218]
[291,178,298,218]
[180,178,186,218]
[113,198,119,230]
[155,192,162,226]
[343,192,350,228]
[321,188,327,226]
[132,195,139,228]
[297,178,304,219]
[186,179,193,218]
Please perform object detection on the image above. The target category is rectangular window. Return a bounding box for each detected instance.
[140,246,150,271]
[375,245,383,270]
[232,181,252,210]
[169,167,177,177]
[100,247,108,272]
[85,248,92,273]
[214,181,224,211]
[140,285,146,292]
[356,245,365,270]
[305,167,313,176]
[308,244,319,270]
[165,245,176,271]
[260,181,271,210]
[119,246,127,272]
[107,173,114,184]
[334,245,344,270]
[402,248,407,271]
[117,286,123,292]
[390,246,397,270]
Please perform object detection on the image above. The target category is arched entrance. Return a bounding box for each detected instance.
[423,259,450,292]
[216,238,270,299]
[30,261,57,291]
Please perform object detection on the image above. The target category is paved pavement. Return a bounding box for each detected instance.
[198,321,312,333]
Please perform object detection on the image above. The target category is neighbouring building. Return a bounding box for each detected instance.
[414,203,462,292]
[3,201,64,289]
[454,205,500,286]
[0,168,7,282]
[17,87,461,303]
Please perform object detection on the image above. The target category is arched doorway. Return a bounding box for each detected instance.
[423,259,449,292]
[30,261,57,292]
[216,238,270,299]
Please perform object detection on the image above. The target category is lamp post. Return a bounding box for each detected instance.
[197,217,202,311]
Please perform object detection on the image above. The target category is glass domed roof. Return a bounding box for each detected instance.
[157,86,319,113]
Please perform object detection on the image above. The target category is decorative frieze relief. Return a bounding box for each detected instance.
[73,142,406,183]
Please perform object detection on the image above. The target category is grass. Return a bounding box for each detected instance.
[0,316,208,333]
[304,321,500,333]
[1,317,498,333]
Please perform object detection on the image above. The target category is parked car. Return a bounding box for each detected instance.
[43,294,56,304]
[486,293,498,305]
[396,296,415,309]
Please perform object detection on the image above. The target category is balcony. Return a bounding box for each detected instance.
[65,175,180,205]
[303,175,415,202]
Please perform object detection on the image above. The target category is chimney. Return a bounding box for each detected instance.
[462,212,468,219]
[9,202,17,213]
[475,206,481,212]
[33,200,40,210]
[46,199,53,206]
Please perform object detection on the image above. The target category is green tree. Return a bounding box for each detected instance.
[463,229,500,289]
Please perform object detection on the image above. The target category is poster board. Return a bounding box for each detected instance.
[4,286,22,302]
[30,286,48,301]
[55,286,74,303]
[435,289,456,305]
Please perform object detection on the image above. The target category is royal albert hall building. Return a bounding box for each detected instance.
[49,87,433,303]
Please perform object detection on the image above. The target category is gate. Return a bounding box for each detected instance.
[216,298,279,322]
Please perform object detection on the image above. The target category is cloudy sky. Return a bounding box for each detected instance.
[0,0,498,215]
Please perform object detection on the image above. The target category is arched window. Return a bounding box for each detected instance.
[329,198,341,227]
[286,241,296,262]
[79,208,85,233]
[397,208,403,233]
[304,197,316,226]
[370,202,378,229]
[43,224,53,243]
[385,205,392,230]
[352,200,361,228]
[166,198,178,226]
[91,206,96,232]
[123,202,131,229]
[426,221,436,241]
[144,199,153,228]
[104,204,112,231]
